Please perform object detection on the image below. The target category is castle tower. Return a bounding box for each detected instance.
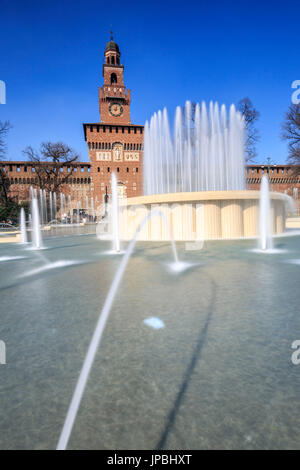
[99,32,131,124]
[83,34,144,204]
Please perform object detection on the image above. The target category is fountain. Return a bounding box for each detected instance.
[76,202,80,224]
[68,195,72,224]
[258,175,273,251]
[53,192,57,222]
[293,187,298,200]
[60,193,66,223]
[39,189,44,225]
[119,100,288,242]
[86,196,89,217]
[19,208,27,244]
[43,189,47,224]
[111,172,120,253]
[31,197,42,249]
[57,209,180,450]
[91,197,95,221]
[49,191,53,222]
[144,101,245,194]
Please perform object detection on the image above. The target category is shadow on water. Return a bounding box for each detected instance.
[156,278,217,450]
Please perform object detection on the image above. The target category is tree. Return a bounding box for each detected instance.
[237,98,260,162]
[282,104,300,174]
[23,141,80,193]
[0,121,12,204]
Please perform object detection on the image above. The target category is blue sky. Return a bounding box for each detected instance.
[0,0,299,164]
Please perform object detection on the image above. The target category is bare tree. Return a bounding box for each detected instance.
[282,104,300,174]
[237,98,260,162]
[23,141,80,193]
[0,121,12,204]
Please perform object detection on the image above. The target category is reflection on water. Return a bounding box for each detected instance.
[0,234,300,449]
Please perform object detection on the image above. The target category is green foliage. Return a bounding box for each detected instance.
[0,200,29,224]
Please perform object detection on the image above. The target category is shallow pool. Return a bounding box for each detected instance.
[0,233,300,449]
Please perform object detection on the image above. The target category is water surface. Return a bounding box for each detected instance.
[0,234,300,449]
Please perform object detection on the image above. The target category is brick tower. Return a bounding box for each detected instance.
[83,33,144,205]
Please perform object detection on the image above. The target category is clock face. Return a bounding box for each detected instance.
[109,102,123,117]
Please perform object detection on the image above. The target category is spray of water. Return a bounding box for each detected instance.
[53,192,57,222]
[20,208,27,243]
[56,210,179,450]
[31,198,42,250]
[39,189,44,225]
[258,175,273,251]
[49,191,53,222]
[43,189,47,223]
[111,172,120,253]
[144,101,245,195]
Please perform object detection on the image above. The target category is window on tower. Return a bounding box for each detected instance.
[111,73,117,84]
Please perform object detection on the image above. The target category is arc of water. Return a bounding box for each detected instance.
[56,210,178,450]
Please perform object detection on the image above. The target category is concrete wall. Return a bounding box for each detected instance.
[119,191,287,241]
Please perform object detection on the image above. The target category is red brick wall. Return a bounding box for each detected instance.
[1,161,93,208]
[3,162,300,214]
[85,124,144,200]
[246,165,300,211]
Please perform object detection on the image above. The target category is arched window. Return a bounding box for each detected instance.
[111,73,117,84]
[107,56,110,64]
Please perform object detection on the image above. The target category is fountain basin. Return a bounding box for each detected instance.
[0,232,21,243]
[119,190,288,241]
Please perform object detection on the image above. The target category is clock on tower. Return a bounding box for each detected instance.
[109,102,123,117]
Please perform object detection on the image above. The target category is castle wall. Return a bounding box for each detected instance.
[246,165,300,212]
